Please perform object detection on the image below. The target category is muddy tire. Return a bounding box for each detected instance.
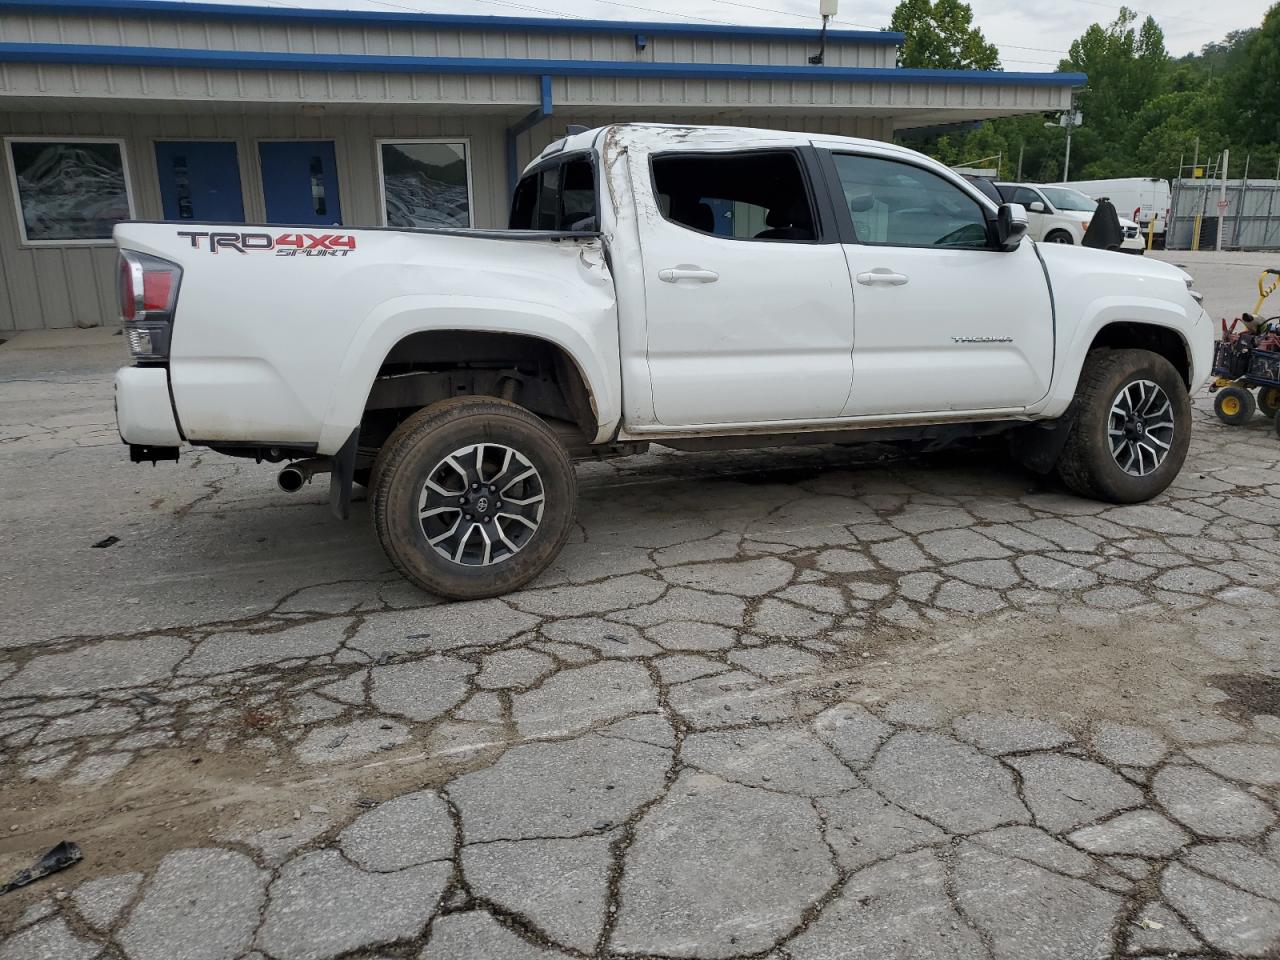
[371,397,576,600]
[1055,348,1191,504]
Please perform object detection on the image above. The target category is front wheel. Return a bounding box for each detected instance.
[1055,348,1192,503]
[1045,230,1075,244]
[371,397,577,600]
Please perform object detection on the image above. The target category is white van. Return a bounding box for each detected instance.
[1061,177,1171,239]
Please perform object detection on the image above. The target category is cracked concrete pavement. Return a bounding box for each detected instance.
[3,264,1280,959]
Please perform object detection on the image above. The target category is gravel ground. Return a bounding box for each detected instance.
[1,253,1278,959]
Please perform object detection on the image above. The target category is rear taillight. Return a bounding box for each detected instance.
[118,251,181,361]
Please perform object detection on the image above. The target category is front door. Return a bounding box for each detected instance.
[258,141,342,225]
[636,148,855,426]
[155,141,245,222]
[820,147,1054,416]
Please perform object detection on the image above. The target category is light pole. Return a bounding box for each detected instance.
[1045,110,1080,182]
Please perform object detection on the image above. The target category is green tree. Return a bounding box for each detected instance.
[896,2,1277,182]
[889,0,1000,70]
[1230,3,1280,144]
[1060,7,1169,170]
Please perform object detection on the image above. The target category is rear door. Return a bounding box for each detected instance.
[258,140,342,225]
[820,146,1054,416]
[633,148,855,426]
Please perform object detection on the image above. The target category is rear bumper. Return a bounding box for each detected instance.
[115,366,182,446]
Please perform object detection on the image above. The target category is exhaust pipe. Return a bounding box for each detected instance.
[278,457,332,493]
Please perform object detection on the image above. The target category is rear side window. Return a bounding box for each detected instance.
[650,151,817,243]
[508,157,597,230]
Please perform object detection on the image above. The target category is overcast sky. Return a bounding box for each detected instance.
[224,0,1274,67]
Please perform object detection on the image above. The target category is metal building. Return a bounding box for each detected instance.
[0,0,1084,331]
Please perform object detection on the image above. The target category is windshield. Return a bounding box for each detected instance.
[1041,187,1097,213]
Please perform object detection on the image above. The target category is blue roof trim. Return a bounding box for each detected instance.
[0,42,1087,87]
[0,0,906,44]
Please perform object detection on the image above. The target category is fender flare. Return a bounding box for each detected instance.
[1036,296,1197,418]
[316,295,620,453]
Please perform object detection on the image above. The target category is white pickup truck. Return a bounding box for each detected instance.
[114,124,1213,599]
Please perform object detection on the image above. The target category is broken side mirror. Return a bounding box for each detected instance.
[996,202,1028,251]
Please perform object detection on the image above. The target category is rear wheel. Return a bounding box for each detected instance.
[1055,348,1191,503]
[1045,230,1074,244]
[371,397,577,600]
[1256,385,1280,420]
[1214,386,1256,425]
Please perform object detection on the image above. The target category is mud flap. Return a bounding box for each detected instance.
[1011,406,1077,475]
[328,429,359,520]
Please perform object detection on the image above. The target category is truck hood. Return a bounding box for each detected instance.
[1035,239,1191,287]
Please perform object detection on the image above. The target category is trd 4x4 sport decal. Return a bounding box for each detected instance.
[176,231,357,256]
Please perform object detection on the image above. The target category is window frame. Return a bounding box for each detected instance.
[508,149,601,233]
[5,135,136,247]
[819,149,1000,251]
[374,136,475,229]
[645,146,839,245]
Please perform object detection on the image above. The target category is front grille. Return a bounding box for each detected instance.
[1124,226,1138,238]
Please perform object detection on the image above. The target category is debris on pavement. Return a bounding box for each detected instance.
[0,842,83,896]
[91,535,120,549]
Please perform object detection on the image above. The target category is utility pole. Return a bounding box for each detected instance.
[1016,142,1024,181]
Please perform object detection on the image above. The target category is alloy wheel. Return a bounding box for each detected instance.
[417,443,545,566]
[1108,379,1176,477]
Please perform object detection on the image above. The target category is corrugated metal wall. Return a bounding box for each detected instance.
[0,11,893,69]
[0,109,509,331]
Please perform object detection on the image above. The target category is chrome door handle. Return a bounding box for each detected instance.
[659,267,720,283]
[856,270,909,286]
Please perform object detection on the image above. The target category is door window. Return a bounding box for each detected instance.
[508,157,597,231]
[650,151,817,243]
[1011,186,1043,209]
[831,154,989,249]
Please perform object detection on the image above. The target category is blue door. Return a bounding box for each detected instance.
[155,141,245,222]
[258,141,342,225]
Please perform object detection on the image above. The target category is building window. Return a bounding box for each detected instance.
[377,139,472,229]
[5,138,134,245]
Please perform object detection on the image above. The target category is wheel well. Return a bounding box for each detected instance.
[358,331,597,463]
[1088,323,1191,387]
